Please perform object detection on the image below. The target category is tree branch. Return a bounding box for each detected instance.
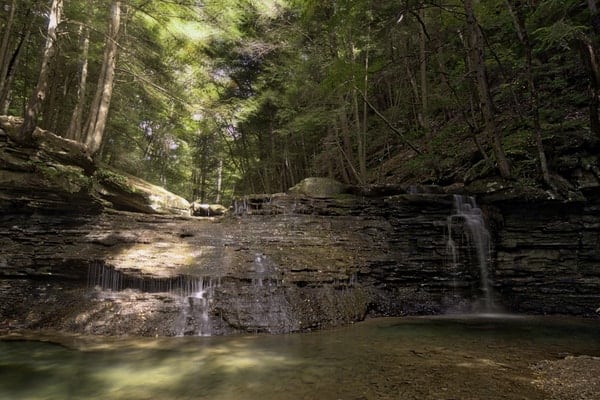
[354,85,422,155]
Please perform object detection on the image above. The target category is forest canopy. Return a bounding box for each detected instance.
[1,0,598,203]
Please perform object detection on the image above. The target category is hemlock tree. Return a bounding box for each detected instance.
[464,0,511,179]
[19,0,63,144]
[84,0,121,155]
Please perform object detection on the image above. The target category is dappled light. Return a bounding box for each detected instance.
[2,316,600,399]
[1,0,600,398]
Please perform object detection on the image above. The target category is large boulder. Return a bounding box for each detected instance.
[0,115,190,216]
[190,201,228,216]
[94,168,190,216]
[288,177,349,198]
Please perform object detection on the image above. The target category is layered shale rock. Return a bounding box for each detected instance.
[1,119,599,336]
[0,116,190,216]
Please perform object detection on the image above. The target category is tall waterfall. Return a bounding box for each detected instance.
[447,195,494,311]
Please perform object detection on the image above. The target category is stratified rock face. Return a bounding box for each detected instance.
[489,193,600,315]
[1,187,599,336]
[0,118,190,216]
[1,125,599,336]
[0,191,469,336]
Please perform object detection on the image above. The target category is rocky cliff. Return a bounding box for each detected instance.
[1,186,599,336]
[490,190,600,316]
[1,118,599,336]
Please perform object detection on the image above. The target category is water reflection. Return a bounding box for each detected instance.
[1,316,599,399]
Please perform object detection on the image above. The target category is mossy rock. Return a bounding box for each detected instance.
[35,162,92,194]
[93,167,190,215]
[190,202,228,216]
[288,177,349,198]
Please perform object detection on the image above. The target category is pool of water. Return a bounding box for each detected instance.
[1,315,599,399]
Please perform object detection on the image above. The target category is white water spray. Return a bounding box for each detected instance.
[178,277,218,337]
[447,195,494,311]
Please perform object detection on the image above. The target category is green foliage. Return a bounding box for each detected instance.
[3,0,595,199]
[533,21,587,51]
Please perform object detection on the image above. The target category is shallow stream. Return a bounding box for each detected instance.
[1,315,599,399]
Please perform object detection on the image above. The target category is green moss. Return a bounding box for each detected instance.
[94,168,138,194]
[33,161,92,194]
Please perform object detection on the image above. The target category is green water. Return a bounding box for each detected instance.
[1,315,599,400]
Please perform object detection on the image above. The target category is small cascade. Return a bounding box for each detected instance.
[447,195,494,311]
[177,277,219,337]
[253,253,272,287]
[87,263,220,336]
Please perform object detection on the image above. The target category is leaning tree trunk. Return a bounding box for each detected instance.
[84,0,121,155]
[585,0,600,137]
[464,0,511,179]
[19,0,63,144]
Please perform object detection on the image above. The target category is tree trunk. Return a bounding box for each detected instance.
[338,95,357,182]
[84,0,121,155]
[0,21,31,113]
[419,7,430,133]
[0,0,17,101]
[580,39,600,137]
[584,0,600,136]
[505,0,552,187]
[66,25,90,142]
[464,0,511,179]
[435,52,491,167]
[215,159,223,204]
[359,21,371,183]
[19,0,63,143]
[402,37,423,129]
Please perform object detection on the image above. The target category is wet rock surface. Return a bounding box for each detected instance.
[489,191,600,316]
[1,187,599,336]
[1,119,599,336]
[0,195,454,335]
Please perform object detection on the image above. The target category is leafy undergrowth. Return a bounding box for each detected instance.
[373,114,599,195]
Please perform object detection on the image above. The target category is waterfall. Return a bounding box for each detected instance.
[177,277,218,337]
[447,195,494,311]
[87,263,219,336]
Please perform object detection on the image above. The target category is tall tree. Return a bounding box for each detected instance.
[505,0,552,187]
[66,24,90,142]
[84,0,121,155]
[0,3,32,113]
[464,0,511,179]
[586,0,600,136]
[0,0,17,103]
[19,0,63,143]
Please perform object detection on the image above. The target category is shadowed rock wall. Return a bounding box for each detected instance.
[2,189,597,336]
[488,189,600,315]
